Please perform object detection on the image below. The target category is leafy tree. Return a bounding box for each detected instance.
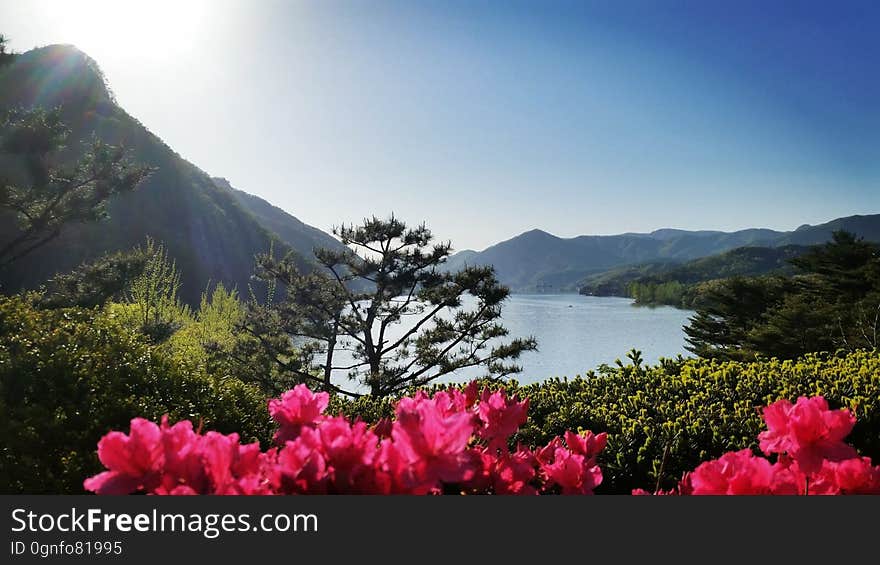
[790,231,879,299]
[244,260,347,392]
[748,292,837,358]
[164,282,257,377]
[248,216,537,397]
[121,238,191,342]
[0,107,151,267]
[230,298,305,395]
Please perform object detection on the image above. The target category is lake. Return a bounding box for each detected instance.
[331,294,695,390]
[478,294,695,385]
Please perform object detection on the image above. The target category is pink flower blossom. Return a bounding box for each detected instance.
[318,417,382,493]
[392,392,477,489]
[759,396,857,475]
[689,450,774,495]
[83,418,163,494]
[84,390,877,497]
[268,384,330,444]
[477,389,529,452]
[830,457,880,494]
[490,447,538,495]
[275,427,327,494]
[537,433,604,495]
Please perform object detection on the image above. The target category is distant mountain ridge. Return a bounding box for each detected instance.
[0,45,342,304]
[445,215,880,292]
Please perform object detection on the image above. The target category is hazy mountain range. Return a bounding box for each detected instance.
[445,215,880,292]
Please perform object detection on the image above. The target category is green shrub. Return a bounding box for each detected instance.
[331,350,880,494]
[0,295,272,493]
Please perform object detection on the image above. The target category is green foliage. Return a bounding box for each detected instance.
[685,232,880,359]
[121,238,192,342]
[0,34,15,67]
[36,246,150,309]
[581,245,808,308]
[164,282,252,375]
[331,349,880,494]
[684,275,791,359]
[628,280,687,307]
[0,294,272,493]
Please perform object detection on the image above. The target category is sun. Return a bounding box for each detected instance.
[45,0,211,63]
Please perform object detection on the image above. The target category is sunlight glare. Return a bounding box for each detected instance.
[47,0,211,62]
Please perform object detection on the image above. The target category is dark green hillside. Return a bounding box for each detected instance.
[579,244,811,307]
[660,244,807,283]
[577,261,680,298]
[0,45,338,304]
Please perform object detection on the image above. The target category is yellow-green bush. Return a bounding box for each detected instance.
[0,295,272,493]
[332,351,880,494]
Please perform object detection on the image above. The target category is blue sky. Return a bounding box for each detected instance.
[2,0,878,250]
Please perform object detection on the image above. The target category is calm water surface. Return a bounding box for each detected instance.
[483,294,695,385]
[332,294,695,390]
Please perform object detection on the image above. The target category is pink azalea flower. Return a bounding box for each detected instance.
[86,389,876,497]
[83,418,163,494]
[275,427,327,494]
[689,450,774,495]
[268,384,330,444]
[477,389,529,452]
[200,432,266,495]
[831,457,880,494]
[372,417,393,439]
[392,392,477,488]
[490,447,538,495]
[538,433,604,495]
[463,381,480,409]
[155,418,207,494]
[758,396,857,475]
[318,417,381,493]
[767,455,806,495]
[373,438,410,494]
[564,430,607,460]
[541,448,602,495]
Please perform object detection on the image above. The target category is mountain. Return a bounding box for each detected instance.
[0,45,340,304]
[214,177,345,258]
[446,215,880,292]
[578,244,809,298]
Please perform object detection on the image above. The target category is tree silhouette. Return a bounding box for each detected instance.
[246,215,537,397]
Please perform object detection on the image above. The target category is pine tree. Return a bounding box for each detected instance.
[0,108,151,267]
[684,276,789,360]
[247,215,537,397]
